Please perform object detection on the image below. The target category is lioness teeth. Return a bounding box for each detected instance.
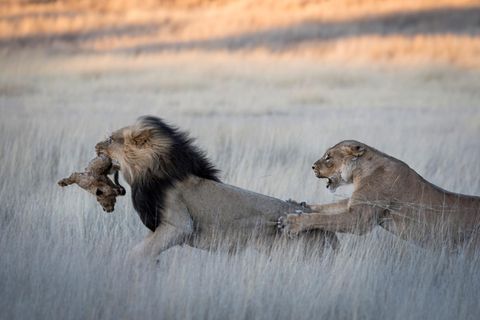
[326,178,332,188]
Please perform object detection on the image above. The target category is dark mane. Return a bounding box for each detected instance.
[142,116,220,183]
[131,116,221,231]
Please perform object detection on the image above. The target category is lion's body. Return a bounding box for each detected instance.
[280,141,480,250]
[156,176,322,253]
[95,116,337,259]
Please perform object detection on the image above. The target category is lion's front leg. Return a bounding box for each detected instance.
[127,223,189,263]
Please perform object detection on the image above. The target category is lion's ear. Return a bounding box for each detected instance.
[124,127,152,147]
[131,129,152,146]
[346,144,366,157]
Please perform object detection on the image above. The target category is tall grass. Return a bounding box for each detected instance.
[0,53,479,319]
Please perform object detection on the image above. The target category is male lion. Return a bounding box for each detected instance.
[278,140,480,251]
[95,116,338,259]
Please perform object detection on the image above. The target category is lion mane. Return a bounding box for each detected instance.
[127,116,220,231]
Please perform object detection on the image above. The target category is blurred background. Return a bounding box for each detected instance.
[1,0,480,66]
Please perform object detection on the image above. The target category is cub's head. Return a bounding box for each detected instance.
[95,117,172,185]
[312,140,367,192]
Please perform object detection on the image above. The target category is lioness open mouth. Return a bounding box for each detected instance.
[326,178,332,189]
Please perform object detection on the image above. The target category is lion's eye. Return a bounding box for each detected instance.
[107,137,113,144]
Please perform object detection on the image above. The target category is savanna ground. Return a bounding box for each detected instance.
[1,1,480,319]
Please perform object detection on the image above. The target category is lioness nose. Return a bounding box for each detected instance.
[312,165,315,170]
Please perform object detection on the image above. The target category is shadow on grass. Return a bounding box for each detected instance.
[119,6,480,53]
[1,6,479,52]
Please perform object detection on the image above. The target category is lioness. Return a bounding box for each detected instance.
[278,140,480,250]
[95,116,338,259]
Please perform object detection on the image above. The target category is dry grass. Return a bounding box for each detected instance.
[1,52,480,319]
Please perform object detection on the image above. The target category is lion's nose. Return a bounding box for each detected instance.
[312,165,316,170]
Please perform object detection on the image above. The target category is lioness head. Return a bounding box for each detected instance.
[312,140,366,192]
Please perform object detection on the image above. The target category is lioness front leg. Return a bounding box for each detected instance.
[279,202,379,236]
[278,200,349,235]
[307,199,349,214]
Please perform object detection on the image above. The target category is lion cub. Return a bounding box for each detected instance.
[58,155,125,212]
[279,140,480,251]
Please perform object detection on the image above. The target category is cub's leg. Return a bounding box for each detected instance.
[57,173,81,187]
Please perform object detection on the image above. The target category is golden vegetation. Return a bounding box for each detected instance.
[1,0,480,67]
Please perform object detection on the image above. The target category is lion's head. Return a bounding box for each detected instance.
[312,140,367,192]
[95,116,220,231]
[95,116,220,186]
[95,119,170,185]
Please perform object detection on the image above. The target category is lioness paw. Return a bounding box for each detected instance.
[277,214,304,237]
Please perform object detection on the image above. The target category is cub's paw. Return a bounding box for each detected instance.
[57,178,71,187]
[277,213,305,237]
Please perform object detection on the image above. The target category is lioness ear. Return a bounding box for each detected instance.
[347,144,366,157]
[131,129,152,147]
